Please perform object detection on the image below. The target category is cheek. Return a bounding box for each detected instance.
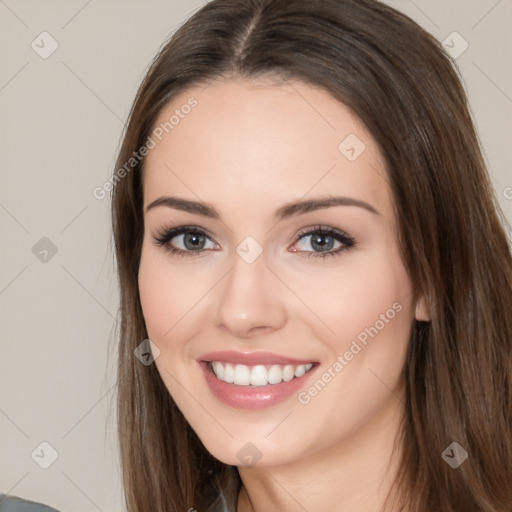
[285,260,414,455]
[138,248,204,343]
[138,250,201,404]
[138,253,171,339]
[286,249,413,348]
[336,265,411,342]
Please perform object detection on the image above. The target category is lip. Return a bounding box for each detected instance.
[197,352,319,410]
[199,350,316,366]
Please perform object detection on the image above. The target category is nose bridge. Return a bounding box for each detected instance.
[214,242,286,337]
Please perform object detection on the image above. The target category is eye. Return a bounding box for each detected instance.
[152,224,356,259]
[153,226,218,258]
[290,225,356,259]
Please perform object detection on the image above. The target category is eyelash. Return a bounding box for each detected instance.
[152,224,356,259]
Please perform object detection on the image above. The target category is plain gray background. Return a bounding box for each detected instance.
[1,1,511,511]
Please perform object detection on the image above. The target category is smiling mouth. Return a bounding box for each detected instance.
[207,361,316,387]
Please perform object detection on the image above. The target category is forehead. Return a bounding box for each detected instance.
[142,77,391,220]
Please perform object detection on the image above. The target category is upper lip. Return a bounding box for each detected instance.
[199,350,316,366]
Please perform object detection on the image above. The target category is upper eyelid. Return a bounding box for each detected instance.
[156,224,348,237]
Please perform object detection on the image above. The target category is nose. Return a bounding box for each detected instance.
[214,249,287,339]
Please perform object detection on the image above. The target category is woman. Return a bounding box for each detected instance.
[110,0,512,510]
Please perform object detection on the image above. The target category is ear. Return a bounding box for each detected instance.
[415,294,431,322]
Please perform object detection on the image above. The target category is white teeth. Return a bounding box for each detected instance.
[211,361,314,386]
[224,363,235,383]
[212,361,224,380]
[233,364,251,385]
[283,365,295,382]
[250,365,268,386]
[294,364,306,377]
[268,365,283,384]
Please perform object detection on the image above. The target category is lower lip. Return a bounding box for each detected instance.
[198,361,318,410]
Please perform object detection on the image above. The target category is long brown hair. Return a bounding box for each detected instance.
[110,0,512,510]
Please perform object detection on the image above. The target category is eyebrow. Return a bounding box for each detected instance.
[145,195,380,220]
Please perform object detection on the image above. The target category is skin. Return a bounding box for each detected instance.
[138,76,430,512]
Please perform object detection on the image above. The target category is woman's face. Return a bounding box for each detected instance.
[138,77,428,467]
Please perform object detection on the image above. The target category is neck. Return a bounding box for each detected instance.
[236,396,405,512]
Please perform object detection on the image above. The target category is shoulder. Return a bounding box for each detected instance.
[0,495,61,512]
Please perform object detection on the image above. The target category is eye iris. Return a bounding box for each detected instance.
[184,232,205,250]
[311,233,334,252]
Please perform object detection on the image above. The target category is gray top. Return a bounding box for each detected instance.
[0,495,60,512]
